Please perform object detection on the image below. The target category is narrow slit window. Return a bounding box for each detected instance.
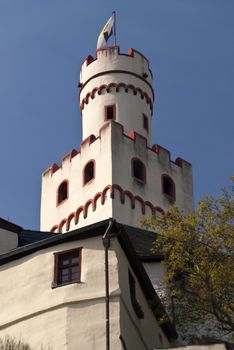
[132,158,146,183]
[143,114,149,132]
[105,105,116,120]
[57,181,68,205]
[84,161,95,185]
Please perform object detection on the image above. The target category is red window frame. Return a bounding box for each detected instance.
[83,160,95,186]
[131,158,146,184]
[161,174,176,202]
[57,180,69,206]
[53,247,82,288]
[104,105,116,121]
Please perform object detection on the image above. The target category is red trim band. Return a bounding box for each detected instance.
[80,72,154,100]
[80,82,153,112]
[51,184,164,233]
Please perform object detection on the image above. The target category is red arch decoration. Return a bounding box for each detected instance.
[75,206,84,225]
[58,219,67,233]
[145,201,155,215]
[93,192,102,210]
[84,199,93,218]
[66,213,75,231]
[80,82,153,111]
[51,225,59,233]
[50,184,165,233]
[124,190,135,209]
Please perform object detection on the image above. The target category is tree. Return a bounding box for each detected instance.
[141,177,234,343]
[0,336,52,350]
[0,337,31,350]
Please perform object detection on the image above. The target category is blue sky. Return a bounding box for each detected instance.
[0,0,233,229]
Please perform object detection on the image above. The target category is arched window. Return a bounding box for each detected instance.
[132,158,146,183]
[162,175,176,201]
[57,180,68,205]
[83,160,95,185]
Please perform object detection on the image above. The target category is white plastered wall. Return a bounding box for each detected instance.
[40,46,194,233]
[0,234,171,350]
[41,120,194,233]
[112,238,170,350]
[81,86,152,143]
[143,262,167,299]
[0,236,121,349]
[40,123,113,232]
[80,47,153,144]
[110,122,194,227]
[0,228,18,254]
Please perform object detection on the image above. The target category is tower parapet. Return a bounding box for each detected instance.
[40,46,194,233]
[79,47,154,145]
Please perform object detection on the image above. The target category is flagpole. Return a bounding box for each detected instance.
[113,11,116,46]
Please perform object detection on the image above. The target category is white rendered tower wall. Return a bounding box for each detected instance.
[40,47,194,233]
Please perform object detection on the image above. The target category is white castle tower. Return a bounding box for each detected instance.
[40,47,194,233]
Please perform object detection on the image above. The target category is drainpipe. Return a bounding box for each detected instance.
[102,219,115,350]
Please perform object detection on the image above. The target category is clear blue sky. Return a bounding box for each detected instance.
[0,0,233,229]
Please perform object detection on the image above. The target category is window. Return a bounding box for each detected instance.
[105,105,116,121]
[83,160,95,185]
[162,174,176,201]
[57,180,68,205]
[53,248,82,287]
[143,114,149,133]
[132,158,146,183]
[128,270,144,319]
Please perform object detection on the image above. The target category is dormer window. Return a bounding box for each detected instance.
[143,114,149,133]
[57,180,68,205]
[132,158,146,183]
[105,105,116,121]
[83,160,95,185]
[162,174,176,201]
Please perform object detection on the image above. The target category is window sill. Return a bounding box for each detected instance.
[56,198,69,207]
[51,280,83,289]
[83,178,95,187]
[133,177,146,185]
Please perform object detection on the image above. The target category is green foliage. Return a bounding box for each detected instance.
[142,177,234,342]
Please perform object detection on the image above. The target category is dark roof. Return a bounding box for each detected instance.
[17,222,162,260]
[0,218,176,340]
[18,230,57,246]
[0,217,22,234]
[120,223,163,261]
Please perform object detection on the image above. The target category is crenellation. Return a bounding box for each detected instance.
[61,149,79,164]
[41,46,194,233]
[128,130,148,148]
[80,134,97,148]
[175,157,192,168]
[42,163,60,177]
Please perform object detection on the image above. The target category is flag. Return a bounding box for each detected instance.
[97,14,115,49]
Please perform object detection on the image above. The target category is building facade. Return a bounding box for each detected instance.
[0,46,194,349]
[40,47,194,233]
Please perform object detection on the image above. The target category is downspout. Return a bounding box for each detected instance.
[102,219,115,350]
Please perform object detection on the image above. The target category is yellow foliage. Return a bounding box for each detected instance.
[141,176,234,337]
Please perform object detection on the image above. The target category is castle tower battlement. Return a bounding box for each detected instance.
[79,47,154,145]
[40,47,194,233]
